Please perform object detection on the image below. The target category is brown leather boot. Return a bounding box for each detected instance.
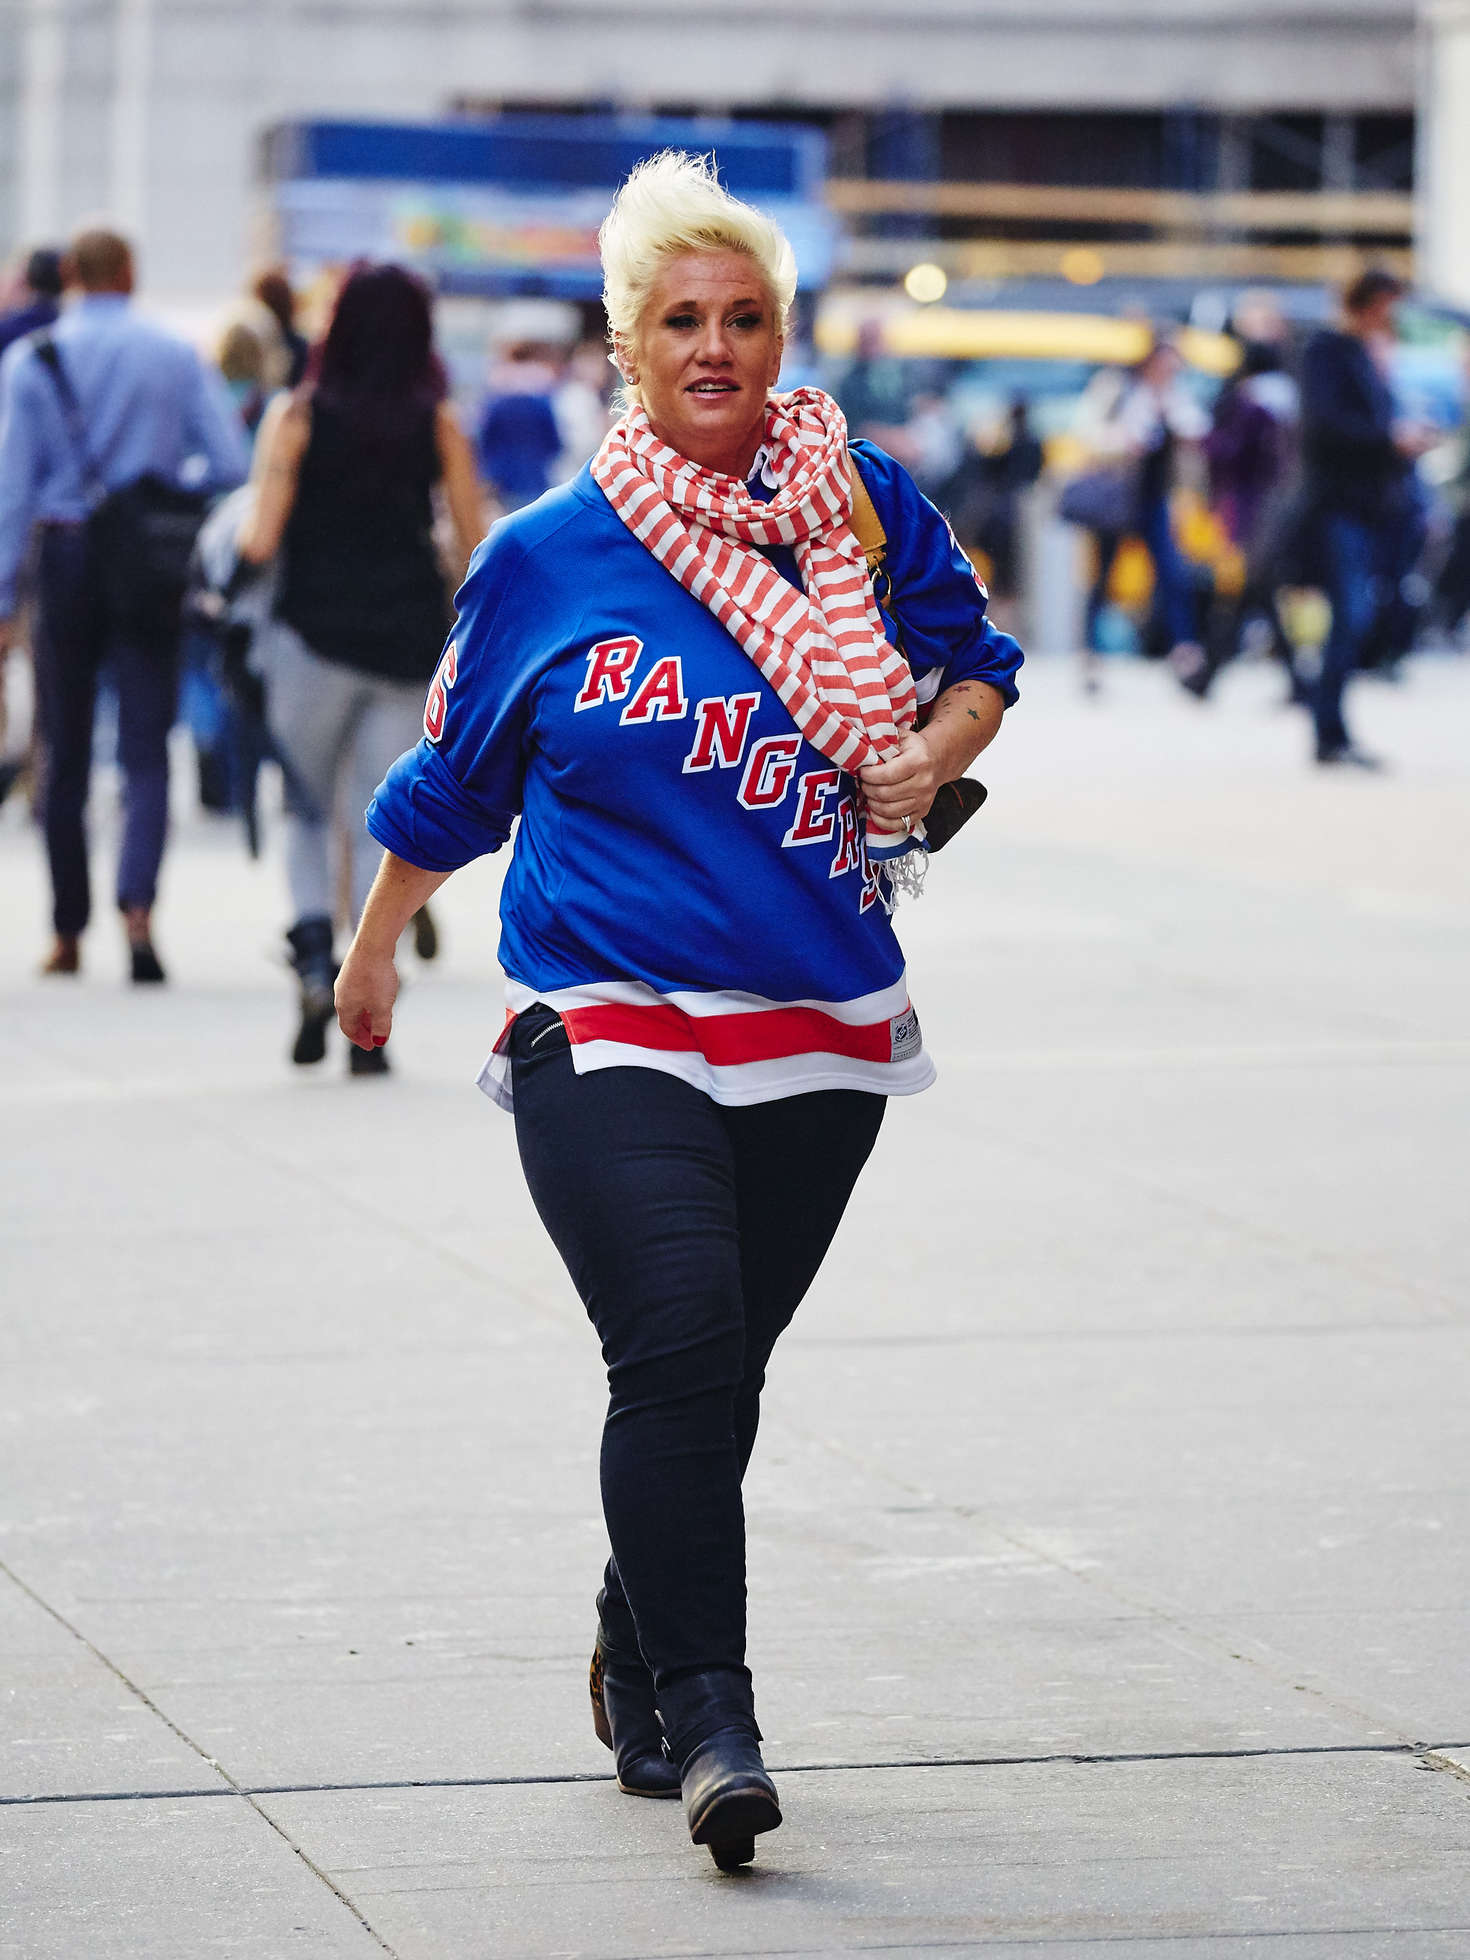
[40,935,80,976]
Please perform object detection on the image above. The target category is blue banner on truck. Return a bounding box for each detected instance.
[264,113,837,297]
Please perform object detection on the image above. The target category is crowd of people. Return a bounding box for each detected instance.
[831,267,1464,770]
[0,231,620,1055]
[0,231,1458,1030]
[1059,269,1447,766]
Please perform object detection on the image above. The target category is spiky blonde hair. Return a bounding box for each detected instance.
[599,150,796,405]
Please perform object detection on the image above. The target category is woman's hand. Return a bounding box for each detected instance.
[861,681,1008,828]
[334,853,453,1049]
[859,728,943,828]
[335,941,399,1052]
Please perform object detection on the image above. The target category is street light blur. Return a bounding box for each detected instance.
[903,261,948,304]
[1060,246,1106,286]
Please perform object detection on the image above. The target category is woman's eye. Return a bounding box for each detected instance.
[731,314,762,331]
[666,312,698,329]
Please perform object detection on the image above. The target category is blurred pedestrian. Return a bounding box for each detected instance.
[215,309,283,444]
[1190,338,1300,698]
[1207,342,1295,556]
[0,226,249,980]
[950,397,1043,602]
[333,151,1021,1871]
[476,343,562,511]
[835,318,911,450]
[251,267,310,389]
[0,248,64,801]
[903,390,964,502]
[1432,371,1470,641]
[551,338,615,481]
[0,247,63,359]
[237,262,483,1072]
[179,308,287,816]
[1299,269,1435,767]
[1097,344,1207,689]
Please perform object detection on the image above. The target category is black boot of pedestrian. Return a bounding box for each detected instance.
[286,916,336,1066]
[588,1635,681,1798]
[588,1586,680,1798]
[660,1668,781,1870]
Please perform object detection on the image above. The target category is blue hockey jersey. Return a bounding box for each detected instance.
[367,439,1022,1109]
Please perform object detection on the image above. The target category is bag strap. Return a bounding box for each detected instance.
[31,335,107,506]
[846,448,887,572]
[847,442,989,851]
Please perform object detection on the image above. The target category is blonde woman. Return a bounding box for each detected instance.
[335,154,1022,1867]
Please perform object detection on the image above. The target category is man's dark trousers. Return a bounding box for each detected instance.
[33,522,177,936]
[1315,512,1380,760]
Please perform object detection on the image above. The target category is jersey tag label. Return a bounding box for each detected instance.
[889,1005,921,1064]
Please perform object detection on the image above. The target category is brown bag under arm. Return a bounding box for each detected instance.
[845,448,988,854]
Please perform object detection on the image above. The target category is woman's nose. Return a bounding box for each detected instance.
[697,322,733,363]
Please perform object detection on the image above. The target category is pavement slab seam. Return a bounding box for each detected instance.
[0,1556,402,1957]
[518,1932,1470,1957]
[1417,1749,1470,1795]
[9,1736,1470,1810]
[562,1936,1470,1957]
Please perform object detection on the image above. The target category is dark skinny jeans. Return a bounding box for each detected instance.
[509,1006,884,1699]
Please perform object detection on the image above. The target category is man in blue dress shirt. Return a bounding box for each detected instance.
[0,227,249,979]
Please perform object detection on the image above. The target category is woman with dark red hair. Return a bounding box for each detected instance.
[240,262,484,1071]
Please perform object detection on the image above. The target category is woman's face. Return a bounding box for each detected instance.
[625,249,784,476]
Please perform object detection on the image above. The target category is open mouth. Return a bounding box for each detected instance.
[687,380,738,396]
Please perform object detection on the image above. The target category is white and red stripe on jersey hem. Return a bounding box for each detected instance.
[475,976,936,1111]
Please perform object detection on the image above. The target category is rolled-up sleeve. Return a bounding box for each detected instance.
[366,528,544,871]
[367,740,516,869]
[852,438,1023,708]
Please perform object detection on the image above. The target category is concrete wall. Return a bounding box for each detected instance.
[0,0,1419,305]
[1420,0,1470,306]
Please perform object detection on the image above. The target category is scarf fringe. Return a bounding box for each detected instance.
[871,833,929,913]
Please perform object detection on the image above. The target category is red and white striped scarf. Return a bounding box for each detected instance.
[591,387,919,864]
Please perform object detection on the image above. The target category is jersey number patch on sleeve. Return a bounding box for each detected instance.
[424,640,459,743]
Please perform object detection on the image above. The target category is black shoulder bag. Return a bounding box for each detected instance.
[32,335,210,633]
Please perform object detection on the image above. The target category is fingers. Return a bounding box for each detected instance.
[859,750,923,789]
[341,1003,391,1050]
[861,729,933,786]
[351,1008,391,1052]
[334,963,396,1049]
[865,791,928,825]
[861,757,936,824]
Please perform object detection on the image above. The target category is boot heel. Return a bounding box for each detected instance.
[681,1727,782,1868]
[710,1835,755,1872]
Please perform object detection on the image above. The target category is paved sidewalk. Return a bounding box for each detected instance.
[3,654,1468,1957]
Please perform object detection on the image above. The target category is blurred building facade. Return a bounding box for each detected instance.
[0,0,1447,303]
